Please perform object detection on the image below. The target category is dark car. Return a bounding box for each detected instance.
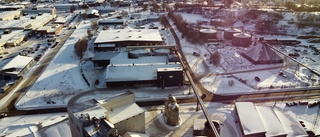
[0,113,7,118]
[51,42,59,48]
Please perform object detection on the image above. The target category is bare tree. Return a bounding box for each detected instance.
[74,37,88,59]
[91,19,99,31]
[87,29,93,38]
[228,80,234,87]
[210,51,221,67]
[82,13,88,20]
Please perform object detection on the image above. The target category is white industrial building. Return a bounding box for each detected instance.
[0,13,55,30]
[0,55,35,80]
[94,29,163,51]
[256,106,287,137]
[235,102,266,137]
[68,91,146,137]
[235,102,308,137]
[104,52,182,87]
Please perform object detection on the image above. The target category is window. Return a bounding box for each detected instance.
[169,76,173,78]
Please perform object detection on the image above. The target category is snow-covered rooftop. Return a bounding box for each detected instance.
[68,99,107,119]
[37,26,51,31]
[0,13,54,30]
[235,102,266,136]
[94,29,163,44]
[86,9,99,15]
[108,103,144,124]
[106,63,182,82]
[0,55,33,72]
[274,109,308,137]
[98,19,124,24]
[110,52,168,64]
[241,43,283,64]
[7,30,30,43]
[0,10,20,19]
[256,106,287,137]
[233,33,251,38]
[0,29,23,45]
[199,29,217,34]
[54,16,67,24]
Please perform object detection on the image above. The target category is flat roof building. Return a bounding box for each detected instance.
[235,102,309,137]
[68,91,146,137]
[106,62,182,86]
[0,11,21,21]
[0,55,35,80]
[0,13,55,30]
[274,109,308,137]
[235,102,266,137]
[36,24,63,35]
[256,106,287,137]
[94,29,163,51]
[104,52,182,87]
[6,30,31,47]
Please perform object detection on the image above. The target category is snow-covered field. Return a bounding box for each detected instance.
[15,21,91,110]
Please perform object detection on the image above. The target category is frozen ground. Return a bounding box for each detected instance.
[1,101,319,136]
[15,20,91,110]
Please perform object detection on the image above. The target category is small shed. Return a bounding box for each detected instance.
[86,9,100,18]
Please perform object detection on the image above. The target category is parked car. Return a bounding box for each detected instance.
[51,42,59,48]
[35,54,42,61]
[0,113,7,119]
[254,77,260,82]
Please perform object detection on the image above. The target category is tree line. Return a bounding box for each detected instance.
[167,10,203,45]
